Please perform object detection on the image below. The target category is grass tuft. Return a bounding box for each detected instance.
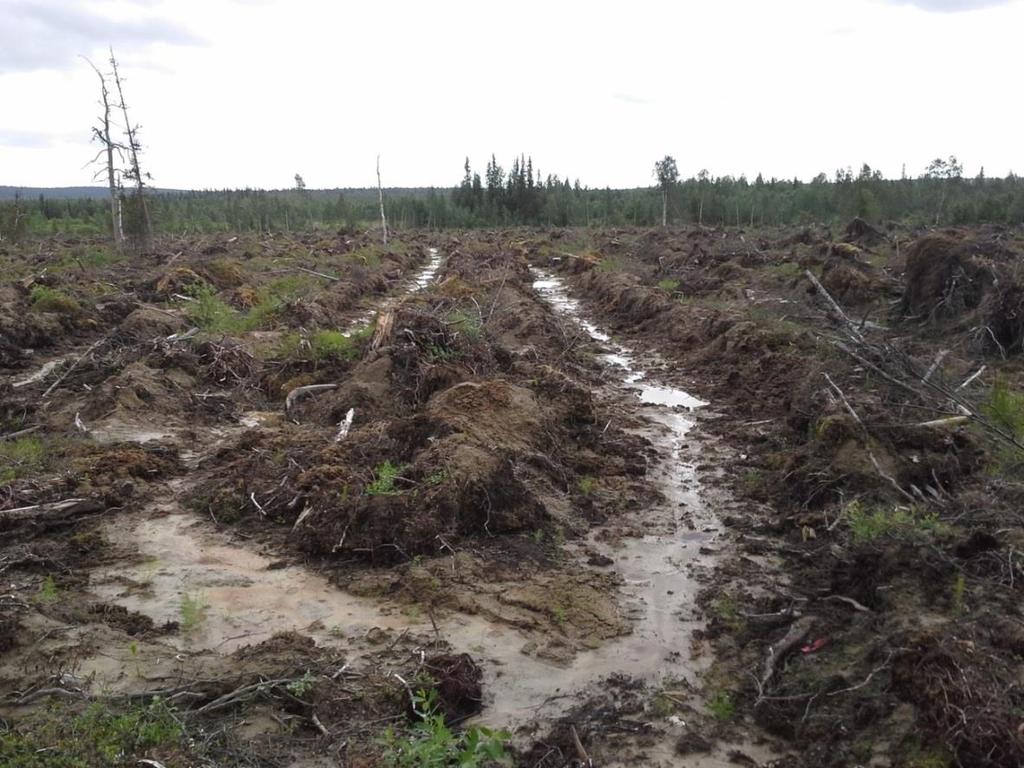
[30,285,80,314]
[0,435,48,483]
[179,592,209,635]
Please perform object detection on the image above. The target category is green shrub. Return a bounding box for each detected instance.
[577,476,595,495]
[365,460,405,496]
[378,689,509,767]
[30,285,80,314]
[186,283,245,333]
[657,278,680,293]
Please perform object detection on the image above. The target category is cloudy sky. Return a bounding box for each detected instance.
[1,0,1019,189]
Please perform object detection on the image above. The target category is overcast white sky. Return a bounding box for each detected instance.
[1,0,1019,189]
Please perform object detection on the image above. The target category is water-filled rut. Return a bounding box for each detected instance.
[88,255,723,728]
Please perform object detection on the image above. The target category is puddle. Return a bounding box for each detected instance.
[342,247,442,335]
[88,257,723,731]
[87,420,175,445]
[412,247,442,289]
[532,271,708,411]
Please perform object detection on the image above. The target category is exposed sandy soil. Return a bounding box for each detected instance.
[3,223,1024,767]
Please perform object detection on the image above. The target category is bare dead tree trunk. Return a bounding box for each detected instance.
[377,154,389,246]
[109,47,152,245]
[83,57,123,247]
[661,189,667,227]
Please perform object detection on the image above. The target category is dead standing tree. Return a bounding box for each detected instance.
[83,56,123,247]
[109,47,153,249]
[377,154,389,246]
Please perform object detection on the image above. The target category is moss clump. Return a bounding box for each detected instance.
[30,285,80,314]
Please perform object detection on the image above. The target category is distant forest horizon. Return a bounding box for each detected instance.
[2,154,1023,237]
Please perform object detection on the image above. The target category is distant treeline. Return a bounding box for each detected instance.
[3,157,1024,239]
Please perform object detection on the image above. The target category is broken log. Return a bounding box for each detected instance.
[1,498,105,526]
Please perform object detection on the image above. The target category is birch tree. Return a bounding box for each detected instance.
[653,155,678,227]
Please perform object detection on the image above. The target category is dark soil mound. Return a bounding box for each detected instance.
[844,217,885,247]
[899,236,993,322]
[820,258,885,306]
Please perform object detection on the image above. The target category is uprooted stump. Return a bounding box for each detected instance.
[844,217,886,247]
[899,234,1024,355]
[899,236,994,323]
[893,630,1024,767]
[421,653,483,722]
[820,258,885,306]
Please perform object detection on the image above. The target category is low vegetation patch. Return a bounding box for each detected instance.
[0,435,48,482]
[310,329,359,361]
[378,690,509,767]
[365,460,405,496]
[844,500,949,543]
[0,700,185,767]
[29,285,80,314]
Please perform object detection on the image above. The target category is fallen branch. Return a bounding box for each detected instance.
[825,651,894,697]
[922,350,949,383]
[43,337,107,398]
[957,365,986,390]
[12,360,63,389]
[823,594,872,613]
[569,725,592,768]
[917,416,969,429]
[293,266,340,282]
[805,270,863,342]
[759,615,815,694]
[195,676,299,715]
[284,383,337,412]
[0,426,40,442]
